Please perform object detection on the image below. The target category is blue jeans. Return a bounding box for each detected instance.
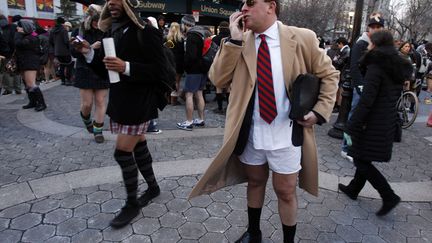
[342,89,361,152]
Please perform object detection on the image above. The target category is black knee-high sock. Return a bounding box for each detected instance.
[282,224,296,243]
[134,140,158,189]
[216,93,223,110]
[247,206,262,235]
[114,149,138,204]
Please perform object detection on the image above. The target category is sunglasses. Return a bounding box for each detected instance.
[239,0,274,9]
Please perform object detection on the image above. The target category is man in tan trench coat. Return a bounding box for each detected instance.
[189,0,339,242]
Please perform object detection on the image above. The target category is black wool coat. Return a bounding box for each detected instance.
[89,24,166,125]
[14,32,40,71]
[345,46,412,162]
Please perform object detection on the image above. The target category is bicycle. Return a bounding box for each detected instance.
[396,79,420,129]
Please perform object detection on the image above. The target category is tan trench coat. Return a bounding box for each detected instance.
[189,22,339,198]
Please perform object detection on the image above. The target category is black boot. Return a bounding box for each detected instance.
[110,200,140,229]
[22,89,37,109]
[338,170,366,200]
[33,87,47,112]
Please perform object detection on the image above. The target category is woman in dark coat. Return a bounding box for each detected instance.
[339,30,412,216]
[15,19,47,111]
[72,10,109,143]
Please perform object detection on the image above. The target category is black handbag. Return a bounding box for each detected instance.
[289,73,321,120]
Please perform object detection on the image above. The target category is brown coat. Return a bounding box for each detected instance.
[189,22,339,198]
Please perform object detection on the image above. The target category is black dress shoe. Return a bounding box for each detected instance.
[235,231,262,243]
[376,195,401,216]
[110,202,140,228]
[138,185,160,207]
[338,183,358,200]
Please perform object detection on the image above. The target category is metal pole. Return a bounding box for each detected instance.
[351,0,364,45]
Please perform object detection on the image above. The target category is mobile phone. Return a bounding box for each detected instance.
[74,36,84,43]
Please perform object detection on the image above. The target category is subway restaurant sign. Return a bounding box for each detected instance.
[192,1,237,18]
[137,1,186,13]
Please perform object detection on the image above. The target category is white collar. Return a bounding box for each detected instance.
[254,21,278,40]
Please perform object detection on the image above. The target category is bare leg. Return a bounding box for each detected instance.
[185,92,194,121]
[22,71,37,88]
[195,90,205,121]
[79,89,94,117]
[272,172,298,226]
[245,164,269,208]
[94,89,108,123]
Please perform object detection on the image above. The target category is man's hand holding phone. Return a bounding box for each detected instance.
[71,36,91,54]
[229,11,244,41]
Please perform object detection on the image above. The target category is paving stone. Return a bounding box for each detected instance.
[361,235,387,243]
[31,198,60,213]
[74,203,100,219]
[310,216,337,232]
[184,207,209,223]
[22,224,56,242]
[200,232,228,243]
[101,199,124,213]
[335,225,363,242]
[225,209,248,227]
[160,212,187,228]
[60,194,87,208]
[178,222,207,240]
[0,229,22,243]
[172,186,193,199]
[329,210,354,225]
[307,203,330,217]
[151,227,180,243]
[322,198,346,211]
[260,220,276,238]
[296,223,319,240]
[123,234,152,243]
[166,198,191,213]
[103,225,133,241]
[45,236,70,243]
[225,226,247,242]
[315,232,345,243]
[141,203,167,218]
[132,217,160,235]
[189,195,213,208]
[210,190,233,203]
[44,208,73,224]
[87,213,115,230]
[0,203,31,218]
[0,217,10,231]
[10,212,42,230]
[177,176,198,187]
[407,215,432,230]
[394,221,421,238]
[261,205,273,220]
[344,205,369,220]
[152,191,174,204]
[207,202,231,217]
[56,218,87,236]
[229,185,247,198]
[71,229,103,243]
[203,217,230,233]
[87,191,112,204]
[352,219,378,235]
[111,186,127,199]
[159,179,179,191]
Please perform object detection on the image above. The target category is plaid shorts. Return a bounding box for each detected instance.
[110,120,150,135]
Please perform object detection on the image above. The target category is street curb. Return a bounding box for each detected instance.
[1,158,431,210]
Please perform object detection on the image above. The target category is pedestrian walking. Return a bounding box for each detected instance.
[341,13,384,162]
[189,1,339,242]
[15,19,47,111]
[176,15,207,131]
[72,9,109,143]
[340,30,412,216]
[50,17,73,86]
[72,0,166,228]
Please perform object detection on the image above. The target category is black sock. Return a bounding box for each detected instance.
[134,140,158,189]
[247,206,262,235]
[282,224,296,243]
[216,93,223,110]
[114,149,138,203]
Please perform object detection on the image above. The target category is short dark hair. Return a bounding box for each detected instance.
[336,37,348,46]
[370,30,394,47]
[56,17,65,25]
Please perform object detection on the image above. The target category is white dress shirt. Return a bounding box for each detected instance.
[250,21,295,150]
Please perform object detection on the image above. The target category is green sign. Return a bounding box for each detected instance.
[137,0,186,13]
[192,1,237,19]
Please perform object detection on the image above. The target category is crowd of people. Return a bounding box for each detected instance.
[1,0,432,242]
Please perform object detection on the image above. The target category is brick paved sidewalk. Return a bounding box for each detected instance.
[1,82,431,242]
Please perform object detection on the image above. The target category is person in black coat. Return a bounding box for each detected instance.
[15,19,47,111]
[339,30,413,216]
[73,0,165,228]
[49,17,73,85]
